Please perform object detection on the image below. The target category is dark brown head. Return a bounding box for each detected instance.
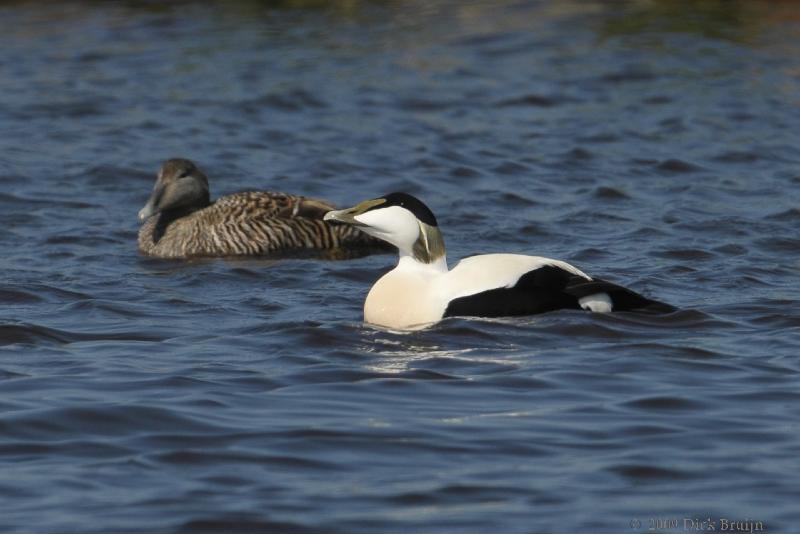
[138,158,211,222]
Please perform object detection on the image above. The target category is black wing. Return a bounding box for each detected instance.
[443,264,674,319]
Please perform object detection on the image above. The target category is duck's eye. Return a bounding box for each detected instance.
[178,170,191,179]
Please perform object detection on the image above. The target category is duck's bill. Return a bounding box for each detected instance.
[137,184,165,222]
[138,202,155,222]
[324,198,385,226]
[323,207,366,226]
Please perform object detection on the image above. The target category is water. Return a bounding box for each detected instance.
[1,1,799,532]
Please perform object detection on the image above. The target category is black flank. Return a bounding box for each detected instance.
[443,264,675,318]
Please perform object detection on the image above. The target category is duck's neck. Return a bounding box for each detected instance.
[398,222,448,273]
[152,204,207,243]
[160,204,205,224]
[397,252,448,273]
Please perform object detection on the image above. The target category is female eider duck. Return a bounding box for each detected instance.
[324,192,675,330]
[137,158,391,259]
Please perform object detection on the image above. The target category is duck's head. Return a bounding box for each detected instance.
[138,158,210,222]
[324,192,445,264]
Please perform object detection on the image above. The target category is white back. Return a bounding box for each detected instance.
[443,254,590,301]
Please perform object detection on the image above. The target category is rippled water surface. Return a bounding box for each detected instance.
[2,1,800,532]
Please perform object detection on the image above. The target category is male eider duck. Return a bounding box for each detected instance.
[137,158,391,259]
[324,192,675,330]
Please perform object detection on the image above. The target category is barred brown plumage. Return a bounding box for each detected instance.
[137,158,393,259]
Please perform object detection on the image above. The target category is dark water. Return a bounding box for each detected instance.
[1,1,799,532]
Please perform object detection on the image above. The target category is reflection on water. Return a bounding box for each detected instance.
[363,342,475,374]
[361,322,527,374]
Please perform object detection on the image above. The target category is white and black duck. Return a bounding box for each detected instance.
[137,158,391,259]
[324,192,675,330]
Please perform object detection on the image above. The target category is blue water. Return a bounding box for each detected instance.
[1,1,799,532]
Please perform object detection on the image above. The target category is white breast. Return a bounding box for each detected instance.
[364,267,446,330]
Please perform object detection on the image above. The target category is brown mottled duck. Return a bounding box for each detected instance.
[137,158,391,259]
